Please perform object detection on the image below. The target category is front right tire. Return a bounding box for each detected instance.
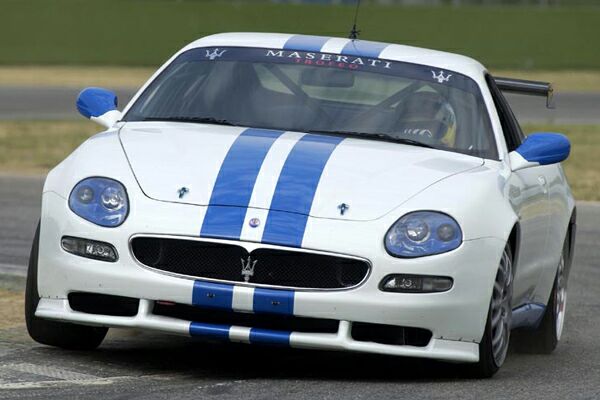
[25,223,108,350]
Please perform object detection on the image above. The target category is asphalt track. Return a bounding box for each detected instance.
[0,176,599,399]
[1,86,599,124]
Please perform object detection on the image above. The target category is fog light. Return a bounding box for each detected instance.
[380,274,453,293]
[61,236,118,262]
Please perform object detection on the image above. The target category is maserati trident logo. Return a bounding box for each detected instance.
[205,48,227,60]
[431,70,452,84]
[241,256,257,283]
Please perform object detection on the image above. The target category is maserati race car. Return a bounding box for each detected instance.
[25,33,575,378]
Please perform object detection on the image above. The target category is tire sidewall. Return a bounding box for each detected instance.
[475,245,514,377]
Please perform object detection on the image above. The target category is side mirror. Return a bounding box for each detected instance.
[76,87,122,128]
[509,133,570,172]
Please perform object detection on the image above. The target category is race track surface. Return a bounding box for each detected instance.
[1,86,599,124]
[0,176,598,399]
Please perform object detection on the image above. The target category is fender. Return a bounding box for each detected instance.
[43,127,137,200]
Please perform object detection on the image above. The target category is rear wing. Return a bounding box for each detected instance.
[493,77,555,109]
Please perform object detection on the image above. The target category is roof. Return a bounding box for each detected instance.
[183,32,487,80]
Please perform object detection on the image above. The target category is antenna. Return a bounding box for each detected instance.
[349,0,362,40]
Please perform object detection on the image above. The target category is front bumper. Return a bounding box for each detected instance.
[36,191,506,363]
[37,298,478,362]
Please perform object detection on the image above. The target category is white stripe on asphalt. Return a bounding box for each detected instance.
[0,377,130,390]
[0,363,98,381]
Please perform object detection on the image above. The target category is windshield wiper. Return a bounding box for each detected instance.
[141,116,239,126]
[308,130,437,149]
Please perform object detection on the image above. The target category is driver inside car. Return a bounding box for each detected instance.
[394,91,457,147]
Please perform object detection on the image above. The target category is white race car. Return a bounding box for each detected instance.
[26,33,576,378]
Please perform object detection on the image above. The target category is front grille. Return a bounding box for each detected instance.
[131,237,370,290]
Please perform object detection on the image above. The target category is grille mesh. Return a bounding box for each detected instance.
[131,237,369,289]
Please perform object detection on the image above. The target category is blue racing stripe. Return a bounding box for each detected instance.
[253,288,295,315]
[262,134,344,247]
[189,322,230,340]
[341,40,389,58]
[249,328,291,346]
[200,128,284,240]
[192,281,234,310]
[284,35,330,52]
[259,211,309,249]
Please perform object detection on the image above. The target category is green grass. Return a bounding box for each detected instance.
[3,66,600,92]
[0,121,98,173]
[1,1,599,69]
[523,124,600,202]
[0,289,23,330]
[0,120,598,200]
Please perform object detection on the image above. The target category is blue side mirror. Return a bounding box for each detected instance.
[510,133,571,171]
[76,87,121,128]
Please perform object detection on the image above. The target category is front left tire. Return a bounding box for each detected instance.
[469,245,513,378]
[25,223,108,350]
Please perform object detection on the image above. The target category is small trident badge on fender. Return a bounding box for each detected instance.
[241,256,257,283]
[338,203,350,216]
[177,187,189,199]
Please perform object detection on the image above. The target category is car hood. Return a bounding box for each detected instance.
[119,122,483,221]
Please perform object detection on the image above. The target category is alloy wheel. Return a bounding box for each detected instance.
[490,249,513,367]
[555,254,567,341]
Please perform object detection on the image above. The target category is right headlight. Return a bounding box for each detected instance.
[384,211,462,258]
[69,177,129,227]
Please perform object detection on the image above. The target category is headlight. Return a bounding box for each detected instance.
[385,211,462,258]
[69,177,129,227]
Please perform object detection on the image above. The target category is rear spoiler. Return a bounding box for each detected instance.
[493,76,555,109]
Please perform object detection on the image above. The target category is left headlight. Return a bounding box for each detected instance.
[69,177,129,227]
[384,211,462,258]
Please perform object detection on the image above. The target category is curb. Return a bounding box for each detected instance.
[0,263,27,292]
[0,263,26,278]
[577,200,600,207]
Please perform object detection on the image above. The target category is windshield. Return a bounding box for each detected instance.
[124,47,497,159]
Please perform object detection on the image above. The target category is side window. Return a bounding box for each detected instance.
[486,74,524,152]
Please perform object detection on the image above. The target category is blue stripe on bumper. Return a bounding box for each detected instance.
[192,281,234,310]
[253,288,295,315]
[189,322,230,340]
[191,281,296,316]
[249,328,291,346]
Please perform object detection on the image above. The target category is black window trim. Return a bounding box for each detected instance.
[485,73,525,153]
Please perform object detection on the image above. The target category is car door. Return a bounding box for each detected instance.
[487,76,553,306]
